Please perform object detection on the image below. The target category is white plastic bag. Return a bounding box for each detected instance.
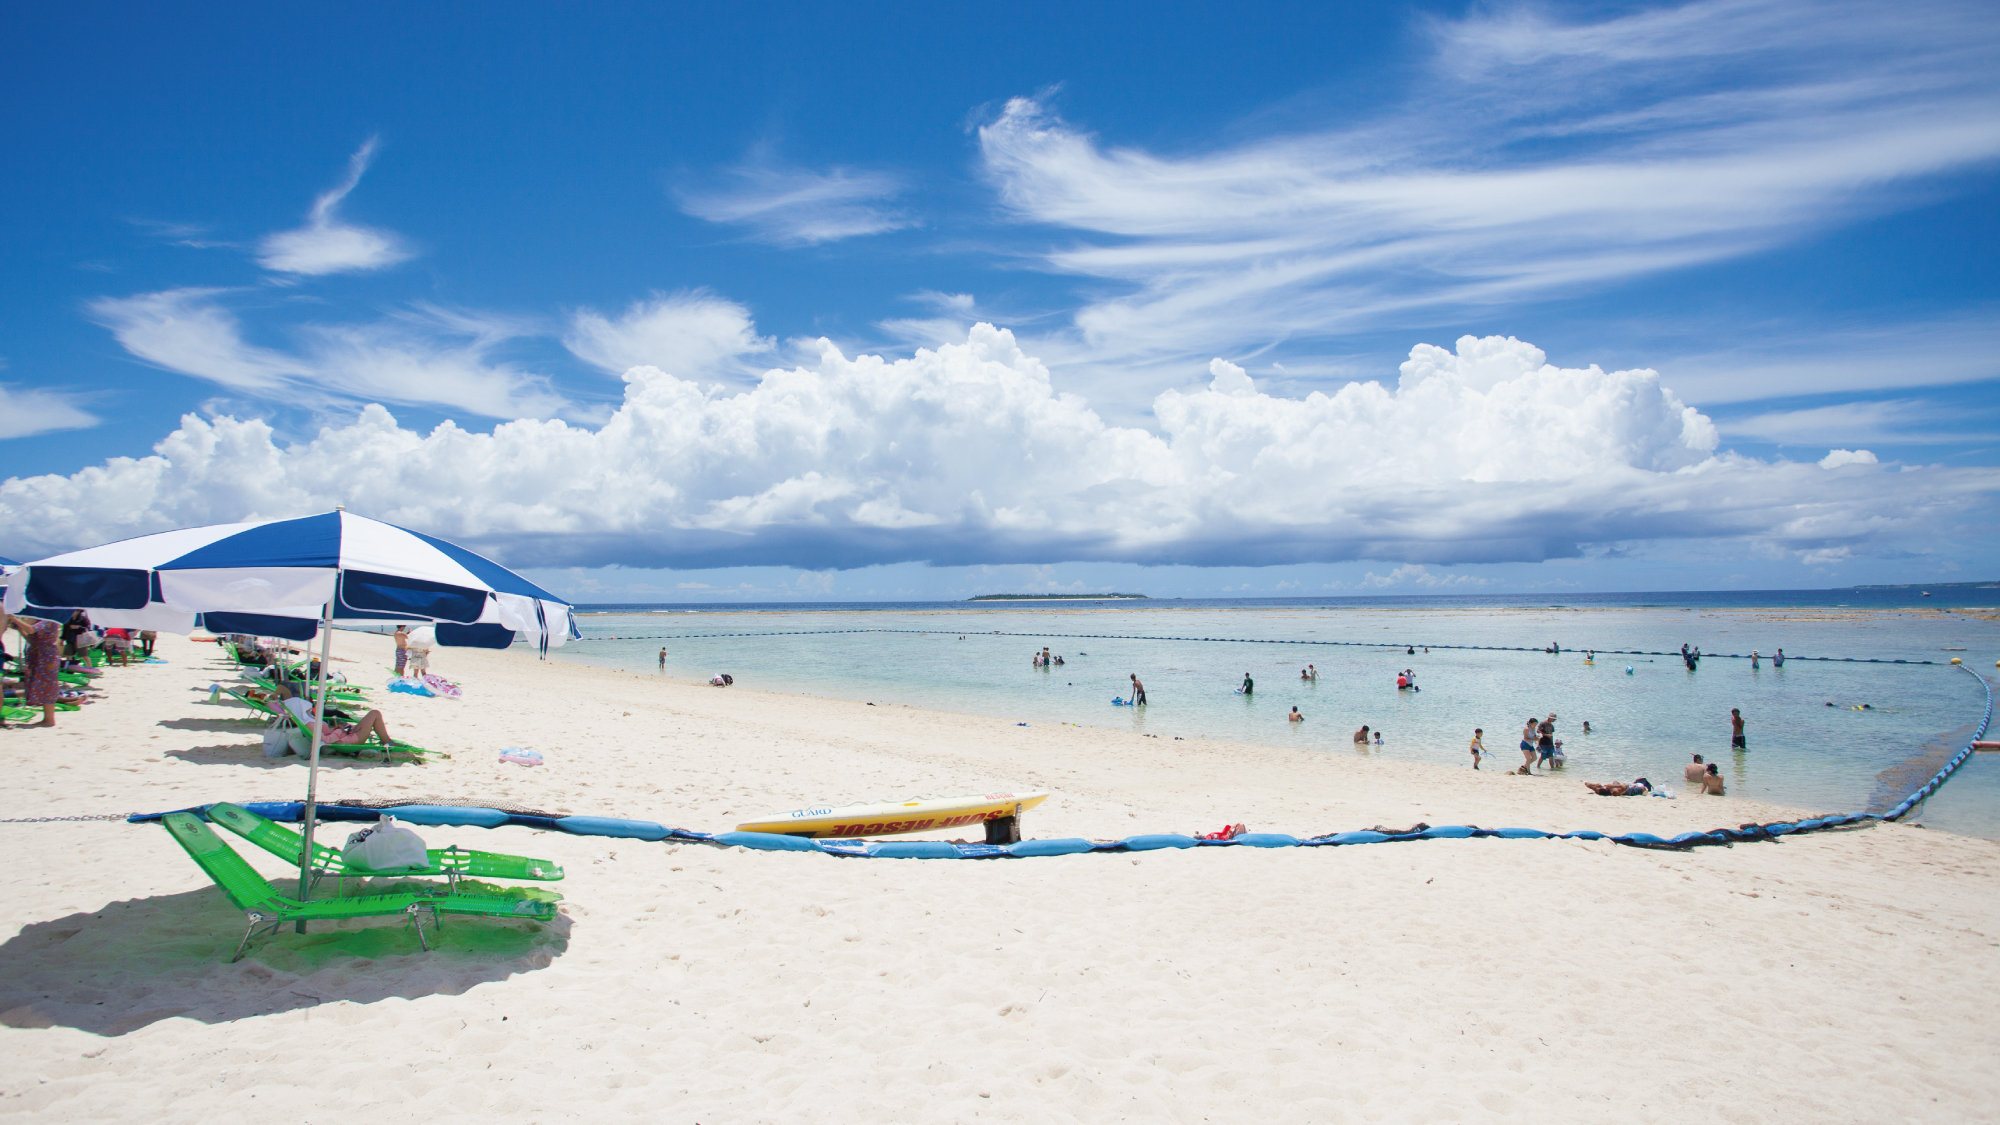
[262,727,294,758]
[342,816,430,871]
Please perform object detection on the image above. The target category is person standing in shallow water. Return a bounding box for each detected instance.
[1731,708,1747,751]
[658,647,666,670]
[1240,672,1253,695]
[1129,673,1146,706]
[1470,728,1485,769]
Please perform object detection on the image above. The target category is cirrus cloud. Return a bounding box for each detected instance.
[564,290,774,382]
[976,0,2000,388]
[0,383,99,440]
[678,152,911,245]
[5,327,1995,570]
[256,137,413,276]
[86,288,568,419]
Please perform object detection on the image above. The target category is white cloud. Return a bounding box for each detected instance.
[975,0,2000,384]
[564,291,772,380]
[1723,400,1986,445]
[1661,313,2000,405]
[88,289,303,392]
[87,288,567,419]
[1819,448,1879,468]
[7,328,1995,570]
[0,384,99,439]
[256,138,413,275]
[678,155,910,245]
[1358,564,1489,589]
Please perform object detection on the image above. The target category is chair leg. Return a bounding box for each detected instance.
[233,914,281,963]
[231,921,257,964]
[405,903,432,952]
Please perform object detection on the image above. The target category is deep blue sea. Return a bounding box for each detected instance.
[538,589,2000,839]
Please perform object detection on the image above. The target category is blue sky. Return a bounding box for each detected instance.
[2,0,1997,599]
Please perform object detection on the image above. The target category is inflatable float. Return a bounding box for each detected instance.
[735,792,1050,839]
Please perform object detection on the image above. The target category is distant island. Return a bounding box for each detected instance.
[1843,580,1999,590]
[967,593,1149,601]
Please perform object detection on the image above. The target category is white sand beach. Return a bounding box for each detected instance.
[4,631,1999,1123]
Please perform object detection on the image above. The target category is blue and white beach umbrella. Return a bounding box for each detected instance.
[2,510,577,909]
[2,510,575,651]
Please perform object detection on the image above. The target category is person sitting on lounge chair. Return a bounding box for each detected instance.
[283,696,397,748]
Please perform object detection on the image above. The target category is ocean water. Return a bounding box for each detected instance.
[538,593,2000,838]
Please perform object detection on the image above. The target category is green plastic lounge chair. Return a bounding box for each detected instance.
[218,690,439,763]
[205,802,563,893]
[219,686,282,719]
[159,812,557,962]
[274,697,440,762]
[246,666,370,702]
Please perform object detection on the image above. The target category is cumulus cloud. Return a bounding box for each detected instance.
[678,155,910,245]
[7,328,1996,570]
[975,0,2000,382]
[1358,564,1489,589]
[564,291,772,380]
[1819,449,1879,468]
[87,289,567,419]
[257,138,412,275]
[0,384,99,440]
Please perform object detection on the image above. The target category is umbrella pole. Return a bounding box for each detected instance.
[296,593,337,931]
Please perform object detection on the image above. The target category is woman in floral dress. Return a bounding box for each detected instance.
[6,614,61,726]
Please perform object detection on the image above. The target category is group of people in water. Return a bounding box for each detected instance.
[1024,640,1755,799]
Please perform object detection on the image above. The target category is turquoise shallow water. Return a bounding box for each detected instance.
[542,603,2000,836]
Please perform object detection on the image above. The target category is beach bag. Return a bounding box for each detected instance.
[287,727,312,756]
[342,817,429,871]
[262,726,294,758]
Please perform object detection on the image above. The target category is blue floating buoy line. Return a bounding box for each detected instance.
[573,626,1941,665]
[132,670,1991,859]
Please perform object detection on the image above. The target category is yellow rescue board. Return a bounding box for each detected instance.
[736,792,1050,839]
